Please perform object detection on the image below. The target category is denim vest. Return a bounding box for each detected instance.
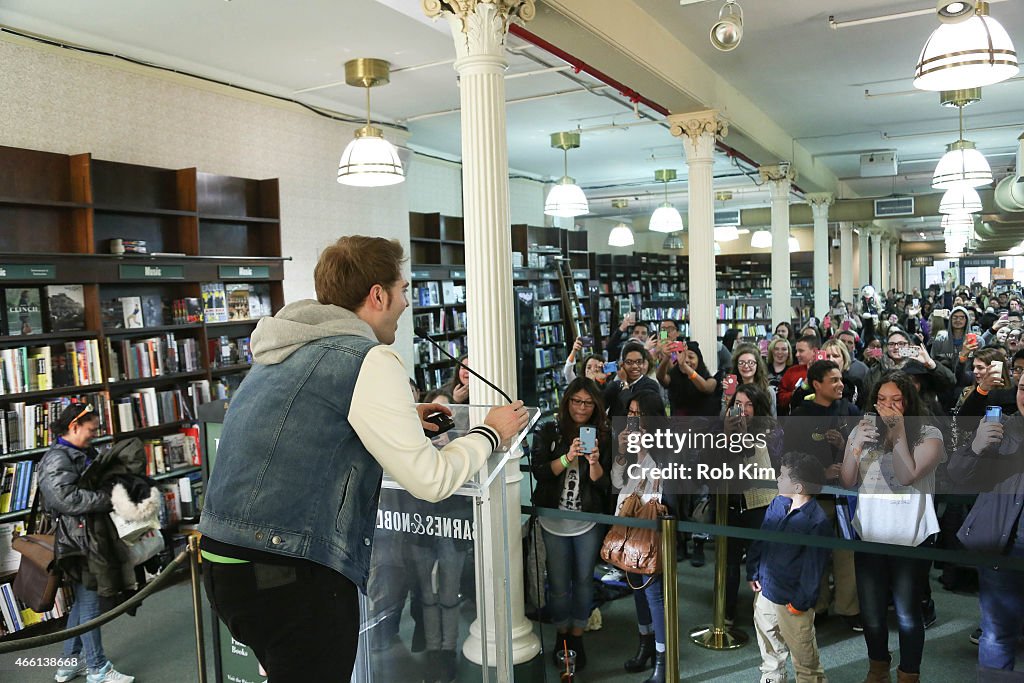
[198,334,382,590]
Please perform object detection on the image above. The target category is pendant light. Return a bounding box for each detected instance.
[337,59,405,187]
[788,235,800,253]
[714,224,740,242]
[544,132,589,218]
[939,185,983,213]
[714,241,722,255]
[914,1,1018,92]
[932,93,993,189]
[663,233,684,250]
[609,223,635,247]
[649,169,684,233]
[751,228,772,248]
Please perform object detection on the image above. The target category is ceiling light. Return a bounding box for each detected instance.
[544,132,589,217]
[942,212,975,235]
[932,97,993,189]
[714,241,722,255]
[649,169,684,233]
[788,235,800,252]
[1007,240,1024,255]
[939,185,983,213]
[937,0,977,23]
[710,0,743,51]
[714,225,740,242]
[663,234,684,250]
[914,1,1018,91]
[609,223,635,247]
[337,59,405,187]
[751,229,772,248]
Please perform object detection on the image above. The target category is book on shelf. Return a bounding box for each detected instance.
[121,296,143,329]
[0,521,24,573]
[100,298,123,330]
[0,460,36,514]
[226,283,251,320]
[4,287,43,336]
[140,294,166,327]
[247,283,272,319]
[108,238,148,255]
[171,297,203,325]
[44,284,86,332]
[200,283,229,323]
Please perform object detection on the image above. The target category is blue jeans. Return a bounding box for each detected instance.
[629,574,666,647]
[542,525,604,631]
[855,549,930,674]
[62,582,106,672]
[979,565,1024,672]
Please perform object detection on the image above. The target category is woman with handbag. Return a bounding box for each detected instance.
[37,403,135,683]
[609,390,677,683]
[530,377,611,671]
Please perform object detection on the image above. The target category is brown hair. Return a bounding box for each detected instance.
[313,236,406,311]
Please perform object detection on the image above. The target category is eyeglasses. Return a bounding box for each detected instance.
[622,359,645,367]
[887,341,909,349]
[736,360,758,369]
[568,398,595,408]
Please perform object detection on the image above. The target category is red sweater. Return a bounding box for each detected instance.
[777,364,807,416]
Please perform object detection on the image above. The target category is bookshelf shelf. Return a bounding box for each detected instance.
[0,331,99,346]
[151,464,202,482]
[211,363,252,376]
[93,205,197,218]
[107,371,209,392]
[198,214,279,224]
[0,197,91,210]
[104,323,204,338]
[114,418,192,440]
[0,382,107,403]
[206,318,265,329]
[0,436,113,464]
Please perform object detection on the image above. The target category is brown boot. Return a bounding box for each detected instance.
[896,669,919,683]
[864,658,892,683]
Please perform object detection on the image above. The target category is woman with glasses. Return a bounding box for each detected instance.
[655,340,718,417]
[604,341,660,419]
[38,403,136,683]
[721,343,775,417]
[530,377,611,671]
[841,371,945,683]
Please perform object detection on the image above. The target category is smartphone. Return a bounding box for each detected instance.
[758,339,769,355]
[814,350,829,362]
[862,412,879,441]
[668,341,685,353]
[912,298,920,308]
[898,346,914,358]
[727,402,743,418]
[724,374,738,397]
[659,329,669,341]
[579,335,593,345]
[866,347,883,359]
[841,320,851,331]
[603,361,618,374]
[990,360,1004,376]
[625,416,640,432]
[985,406,1003,423]
[966,332,978,346]
[579,426,596,453]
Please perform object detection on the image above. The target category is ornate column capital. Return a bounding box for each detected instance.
[667,109,729,140]
[424,1,535,59]
[806,192,833,207]
[759,164,797,184]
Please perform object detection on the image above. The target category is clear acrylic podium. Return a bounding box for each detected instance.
[352,404,540,683]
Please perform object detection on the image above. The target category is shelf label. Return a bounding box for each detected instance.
[119,264,184,280]
[450,270,465,279]
[0,264,56,280]
[219,265,270,279]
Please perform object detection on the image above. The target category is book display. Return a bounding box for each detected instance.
[0,144,286,641]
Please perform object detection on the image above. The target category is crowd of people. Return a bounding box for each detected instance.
[529,278,1024,683]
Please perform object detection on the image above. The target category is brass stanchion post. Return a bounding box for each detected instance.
[188,534,208,683]
[689,492,749,649]
[660,516,680,683]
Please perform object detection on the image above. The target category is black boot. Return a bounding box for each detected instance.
[691,538,706,567]
[551,631,569,666]
[411,618,426,653]
[568,633,587,671]
[423,650,442,683]
[441,649,457,683]
[643,651,666,683]
[623,633,656,672]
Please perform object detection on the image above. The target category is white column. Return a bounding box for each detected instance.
[858,225,870,293]
[891,241,900,291]
[669,111,728,374]
[880,237,890,292]
[871,232,883,290]
[761,165,796,328]
[807,193,833,318]
[427,0,541,675]
[840,222,854,303]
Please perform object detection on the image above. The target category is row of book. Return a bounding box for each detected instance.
[0,460,36,514]
[534,347,567,371]
[413,280,466,308]
[200,282,272,323]
[418,367,454,394]
[3,285,85,336]
[1,393,113,454]
[535,304,561,324]
[535,324,565,346]
[411,309,467,336]
[138,428,201,476]
[0,578,71,636]
[719,323,773,338]
[159,471,203,525]
[114,388,191,434]
[210,335,252,368]
[1,339,103,395]
[414,337,465,367]
[107,334,202,381]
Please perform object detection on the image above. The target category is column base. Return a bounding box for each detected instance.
[455,653,544,683]
[462,616,542,668]
[689,624,750,650]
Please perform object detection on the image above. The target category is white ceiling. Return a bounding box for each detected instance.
[0,0,1021,236]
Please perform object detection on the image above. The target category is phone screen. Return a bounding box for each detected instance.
[841,320,851,331]
[603,361,618,374]
[659,329,669,341]
[579,426,596,453]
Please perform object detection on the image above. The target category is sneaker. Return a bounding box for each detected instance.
[922,599,937,629]
[842,614,865,632]
[55,662,87,682]
[970,628,982,645]
[86,662,134,683]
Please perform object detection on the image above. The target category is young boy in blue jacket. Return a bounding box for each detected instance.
[747,451,833,683]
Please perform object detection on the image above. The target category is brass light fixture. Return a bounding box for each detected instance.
[931,89,993,189]
[337,58,405,187]
[649,169,684,233]
[914,1,1018,91]
[544,132,589,218]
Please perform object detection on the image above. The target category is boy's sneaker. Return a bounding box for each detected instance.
[842,614,865,632]
[86,662,134,683]
[55,662,87,682]
[970,628,982,645]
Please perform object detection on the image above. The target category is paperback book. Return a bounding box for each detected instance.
[45,284,86,332]
[4,288,43,336]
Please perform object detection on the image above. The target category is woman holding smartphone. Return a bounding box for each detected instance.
[530,377,611,671]
[656,340,718,416]
[841,371,945,683]
[721,343,776,416]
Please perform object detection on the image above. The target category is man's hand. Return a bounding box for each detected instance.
[978,363,1005,392]
[972,420,1004,455]
[825,463,842,481]
[483,400,530,442]
[418,402,452,433]
[749,580,761,592]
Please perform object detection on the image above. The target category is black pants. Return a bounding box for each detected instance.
[203,559,360,682]
[855,548,931,674]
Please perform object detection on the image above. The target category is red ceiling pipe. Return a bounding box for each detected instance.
[509,23,803,194]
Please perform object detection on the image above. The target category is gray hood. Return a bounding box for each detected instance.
[250,299,377,365]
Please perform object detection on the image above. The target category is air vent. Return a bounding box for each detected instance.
[714,209,741,226]
[874,196,914,217]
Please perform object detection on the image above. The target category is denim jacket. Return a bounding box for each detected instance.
[199,303,383,590]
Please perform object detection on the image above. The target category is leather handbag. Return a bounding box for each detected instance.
[11,493,60,613]
[600,478,668,589]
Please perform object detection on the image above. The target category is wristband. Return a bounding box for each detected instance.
[689,371,698,380]
[560,455,570,468]
[977,386,990,396]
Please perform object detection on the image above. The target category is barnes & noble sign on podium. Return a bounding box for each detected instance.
[199,402,539,683]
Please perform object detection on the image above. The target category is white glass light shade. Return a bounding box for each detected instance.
[649,202,684,233]
[788,235,800,252]
[608,223,635,247]
[939,185,983,213]
[941,212,975,234]
[714,241,722,255]
[751,229,772,248]
[337,127,405,187]
[544,177,589,218]
[932,140,993,189]
[714,224,740,242]
[914,12,1019,91]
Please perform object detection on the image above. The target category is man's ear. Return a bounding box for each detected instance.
[367,283,386,310]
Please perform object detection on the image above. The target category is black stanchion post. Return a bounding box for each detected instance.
[188,535,208,683]
[660,515,680,683]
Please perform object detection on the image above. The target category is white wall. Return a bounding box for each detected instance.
[0,36,418,364]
